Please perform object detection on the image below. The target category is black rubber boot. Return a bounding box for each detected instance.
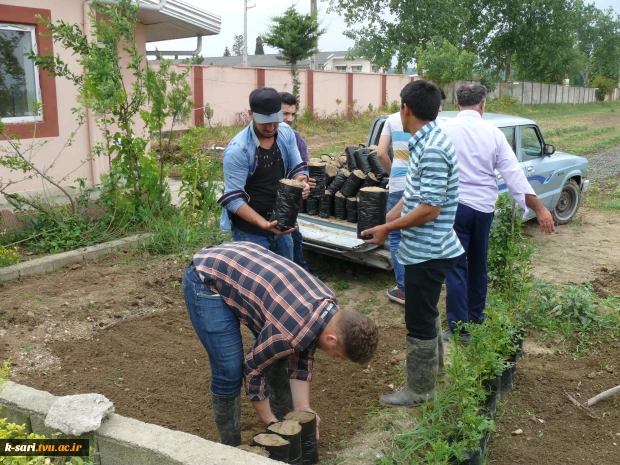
[380,336,438,407]
[266,358,293,419]
[211,390,241,446]
[436,317,447,382]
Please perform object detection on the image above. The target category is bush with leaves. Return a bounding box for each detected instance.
[593,75,618,102]
[29,0,192,223]
[487,194,534,302]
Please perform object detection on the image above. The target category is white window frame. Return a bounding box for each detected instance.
[0,23,43,124]
[335,65,347,72]
[350,64,363,73]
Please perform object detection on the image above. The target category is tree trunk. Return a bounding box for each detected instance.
[290,63,300,111]
[505,49,512,81]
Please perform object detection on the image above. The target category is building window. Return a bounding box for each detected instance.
[335,65,347,72]
[0,23,42,123]
[351,65,362,73]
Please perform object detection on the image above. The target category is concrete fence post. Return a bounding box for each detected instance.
[347,73,354,116]
[193,66,204,127]
[381,74,387,107]
[307,70,314,115]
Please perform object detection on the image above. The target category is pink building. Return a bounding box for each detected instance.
[0,0,220,206]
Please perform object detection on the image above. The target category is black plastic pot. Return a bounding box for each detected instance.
[346,197,358,223]
[284,411,319,465]
[482,375,501,416]
[319,191,332,218]
[449,447,482,465]
[334,193,347,220]
[345,146,359,171]
[305,198,319,216]
[479,432,491,455]
[514,328,526,360]
[253,432,290,462]
[327,170,348,194]
[500,354,518,395]
[357,187,388,239]
[340,170,366,198]
[308,163,326,200]
[354,148,372,175]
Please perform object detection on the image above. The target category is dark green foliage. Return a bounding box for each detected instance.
[487,194,534,301]
[255,36,265,55]
[262,6,325,105]
[223,46,231,57]
[232,34,244,56]
[328,0,620,85]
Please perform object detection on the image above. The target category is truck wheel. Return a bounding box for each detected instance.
[552,179,580,225]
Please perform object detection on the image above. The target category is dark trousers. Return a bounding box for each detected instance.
[404,257,459,340]
[445,203,495,331]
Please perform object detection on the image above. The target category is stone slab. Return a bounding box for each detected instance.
[96,414,278,465]
[0,235,148,283]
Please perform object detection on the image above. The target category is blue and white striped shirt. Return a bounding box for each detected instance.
[396,121,464,265]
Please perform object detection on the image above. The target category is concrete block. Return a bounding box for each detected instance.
[0,404,33,433]
[0,382,56,434]
[0,266,20,282]
[11,259,55,278]
[96,414,278,465]
[0,381,56,416]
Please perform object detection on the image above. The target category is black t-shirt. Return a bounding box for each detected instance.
[232,138,285,235]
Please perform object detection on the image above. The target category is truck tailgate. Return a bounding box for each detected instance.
[297,214,393,270]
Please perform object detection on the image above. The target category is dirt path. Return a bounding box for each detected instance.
[523,207,620,284]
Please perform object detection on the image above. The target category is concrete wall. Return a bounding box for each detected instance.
[441,79,615,106]
[385,74,410,105]
[352,73,382,112]
[0,381,277,465]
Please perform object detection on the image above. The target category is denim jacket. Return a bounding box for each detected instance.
[218,122,309,231]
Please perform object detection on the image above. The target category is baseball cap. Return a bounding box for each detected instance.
[249,87,284,124]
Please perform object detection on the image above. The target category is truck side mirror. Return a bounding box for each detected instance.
[544,144,555,156]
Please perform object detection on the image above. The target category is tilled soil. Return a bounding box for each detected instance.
[489,343,620,465]
[0,225,619,463]
[0,252,404,455]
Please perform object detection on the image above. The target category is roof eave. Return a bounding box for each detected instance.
[137,0,221,42]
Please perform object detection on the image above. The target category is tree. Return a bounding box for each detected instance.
[255,36,265,55]
[232,34,244,56]
[263,6,325,105]
[223,46,231,57]
[590,8,620,84]
[326,0,484,72]
[416,39,478,86]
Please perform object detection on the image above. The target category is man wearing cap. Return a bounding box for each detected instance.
[218,87,313,260]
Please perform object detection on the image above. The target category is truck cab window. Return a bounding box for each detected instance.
[520,126,543,161]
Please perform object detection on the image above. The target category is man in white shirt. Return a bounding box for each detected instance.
[440,84,555,341]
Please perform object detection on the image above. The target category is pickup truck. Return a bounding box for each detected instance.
[298,112,590,270]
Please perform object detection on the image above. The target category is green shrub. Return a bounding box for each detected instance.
[487,194,534,302]
[0,245,20,267]
[593,76,617,102]
[485,95,520,113]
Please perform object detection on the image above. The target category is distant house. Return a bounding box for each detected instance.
[165,51,381,73]
[0,0,221,203]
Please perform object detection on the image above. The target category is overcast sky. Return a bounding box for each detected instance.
[147,0,620,59]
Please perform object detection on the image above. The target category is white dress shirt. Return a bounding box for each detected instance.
[439,110,535,214]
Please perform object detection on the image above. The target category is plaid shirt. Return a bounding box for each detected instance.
[191,242,338,401]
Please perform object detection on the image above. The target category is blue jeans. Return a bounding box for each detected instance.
[182,265,244,396]
[388,191,405,294]
[232,227,293,261]
[445,203,495,331]
[291,228,311,272]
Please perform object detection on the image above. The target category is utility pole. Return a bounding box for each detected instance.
[310,0,318,70]
[243,0,255,67]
